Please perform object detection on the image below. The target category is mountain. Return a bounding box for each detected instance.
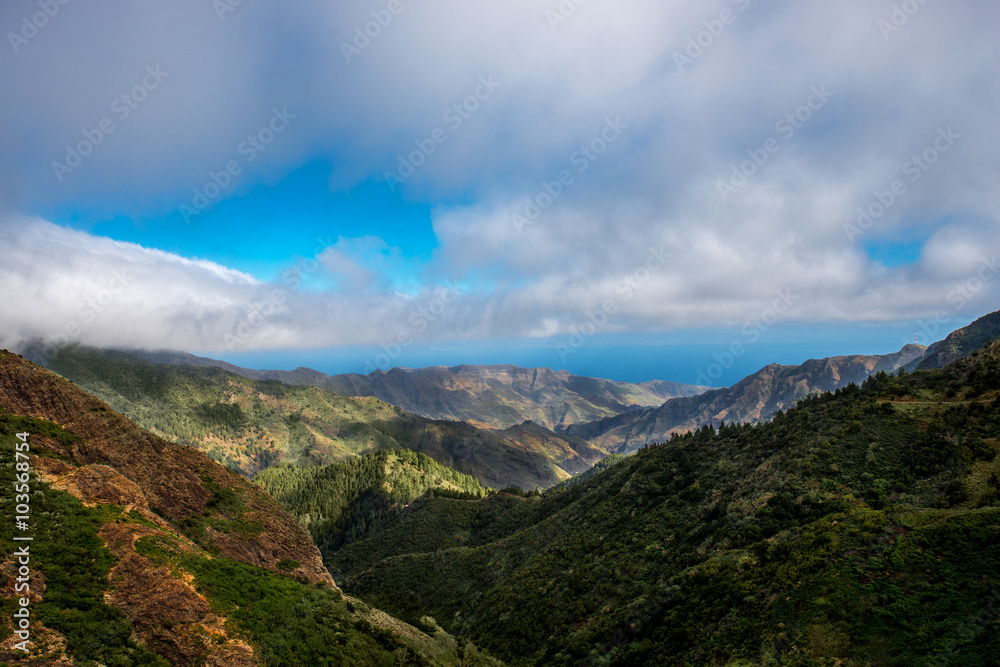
[254,448,492,581]
[31,345,602,489]
[0,349,498,665]
[82,346,707,430]
[565,344,927,452]
[315,341,1000,665]
[908,310,1000,371]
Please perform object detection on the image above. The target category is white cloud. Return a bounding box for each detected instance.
[1,0,998,353]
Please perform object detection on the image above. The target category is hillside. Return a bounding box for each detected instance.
[565,344,927,452]
[0,349,497,665]
[909,310,1000,371]
[255,449,491,580]
[32,345,599,489]
[85,346,707,430]
[322,341,1000,665]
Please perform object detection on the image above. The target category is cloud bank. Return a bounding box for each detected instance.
[1,0,998,354]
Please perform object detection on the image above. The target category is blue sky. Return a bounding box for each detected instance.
[1,0,998,387]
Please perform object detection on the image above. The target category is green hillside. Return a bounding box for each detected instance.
[549,452,631,492]
[254,449,490,576]
[327,342,1000,665]
[38,345,601,489]
[0,351,499,666]
[913,310,1000,371]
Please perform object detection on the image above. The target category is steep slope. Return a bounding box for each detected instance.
[328,343,1000,665]
[910,309,1000,371]
[34,345,597,489]
[566,344,926,452]
[0,350,498,666]
[318,365,707,430]
[255,449,491,580]
[66,345,708,430]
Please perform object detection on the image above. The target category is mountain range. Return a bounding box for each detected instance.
[564,344,928,452]
[281,338,1000,665]
[91,348,708,430]
[3,310,1000,664]
[26,345,605,489]
[0,351,497,665]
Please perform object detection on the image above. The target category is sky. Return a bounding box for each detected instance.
[0,0,998,386]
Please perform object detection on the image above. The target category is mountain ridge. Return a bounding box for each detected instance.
[27,345,604,489]
[0,349,500,665]
[321,340,1000,665]
[565,344,928,451]
[40,345,708,431]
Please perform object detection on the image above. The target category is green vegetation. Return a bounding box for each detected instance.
[0,418,170,666]
[333,343,1000,665]
[43,345,409,474]
[255,449,489,576]
[183,556,440,666]
[42,345,580,489]
[550,453,630,492]
[0,406,497,665]
[130,530,498,666]
[915,309,1000,370]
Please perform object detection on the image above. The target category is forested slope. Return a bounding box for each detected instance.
[328,342,1000,665]
[36,345,602,488]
